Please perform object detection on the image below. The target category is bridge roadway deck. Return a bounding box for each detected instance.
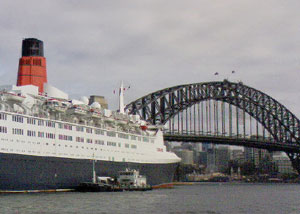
[163,133,300,153]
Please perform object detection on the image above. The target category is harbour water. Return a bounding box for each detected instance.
[1,183,300,214]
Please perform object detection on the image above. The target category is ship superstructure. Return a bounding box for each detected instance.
[0,38,180,191]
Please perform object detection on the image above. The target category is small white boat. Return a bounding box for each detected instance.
[118,169,148,188]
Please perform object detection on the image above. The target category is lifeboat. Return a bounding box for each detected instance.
[45,99,68,113]
[67,105,88,116]
[5,92,26,103]
[116,118,128,125]
[104,116,114,122]
[89,109,102,118]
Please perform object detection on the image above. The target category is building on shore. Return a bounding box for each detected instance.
[174,149,194,165]
[215,146,230,172]
[273,154,296,174]
[89,95,108,109]
[244,147,271,167]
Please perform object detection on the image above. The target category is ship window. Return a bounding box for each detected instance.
[0,126,7,133]
[138,137,142,141]
[38,132,44,138]
[95,129,105,135]
[107,131,116,137]
[38,120,44,126]
[0,113,7,120]
[12,128,23,135]
[27,130,36,137]
[120,172,133,176]
[12,115,23,123]
[118,133,129,139]
[86,139,93,144]
[131,145,137,149]
[76,126,84,132]
[125,144,129,148]
[46,133,55,139]
[59,134,72,141]
[130,135,137,140]
[46,121,55,128]
[86,128,93,134]
[143,137,149,142]
[107,141,117,147]
[95,140,104,145]
[76,137,84,143]
[27,118,36,125]
[64,124,72,130]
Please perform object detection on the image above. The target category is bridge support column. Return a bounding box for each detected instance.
[286,152,300,175]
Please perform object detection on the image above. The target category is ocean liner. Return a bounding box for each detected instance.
[0,38,180,191]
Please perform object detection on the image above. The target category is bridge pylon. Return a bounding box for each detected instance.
[286,152,300,175]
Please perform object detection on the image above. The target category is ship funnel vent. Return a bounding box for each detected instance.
[22,38,44,57]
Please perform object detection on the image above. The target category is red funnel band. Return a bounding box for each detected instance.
[17,56,47,93]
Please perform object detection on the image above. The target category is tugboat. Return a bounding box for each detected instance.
[118,169,152,191]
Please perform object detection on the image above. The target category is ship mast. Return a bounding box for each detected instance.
[119,81,125,114]
[92,154,96,183]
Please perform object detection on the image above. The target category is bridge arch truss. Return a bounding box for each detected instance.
[125,80,300,173]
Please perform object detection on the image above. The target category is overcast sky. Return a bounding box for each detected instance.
[0,0,300,116]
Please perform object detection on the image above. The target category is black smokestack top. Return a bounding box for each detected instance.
[22,38,44,57]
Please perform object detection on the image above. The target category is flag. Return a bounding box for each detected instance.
[123,86,131,91]
[214,72,219,75]
[232,70,235,74]
[113,90,115,94]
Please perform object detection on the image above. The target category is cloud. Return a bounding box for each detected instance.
[0,0,300,116]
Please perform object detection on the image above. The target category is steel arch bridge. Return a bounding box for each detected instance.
[125,80,300,174]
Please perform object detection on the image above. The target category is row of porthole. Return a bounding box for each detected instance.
[3,138,145,155]
[13,137,139,151]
